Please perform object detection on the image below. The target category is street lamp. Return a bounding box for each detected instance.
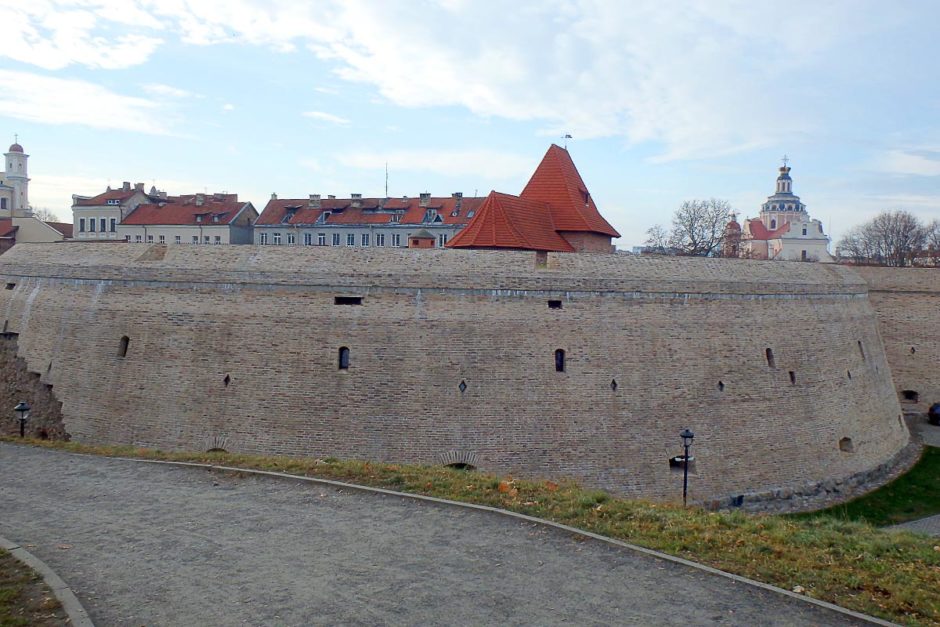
[680,428,694,506]
[13,401,30,438]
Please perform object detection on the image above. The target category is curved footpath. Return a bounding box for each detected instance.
[0,443,879,626]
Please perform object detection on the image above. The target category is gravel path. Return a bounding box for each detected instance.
[0,443,864,626]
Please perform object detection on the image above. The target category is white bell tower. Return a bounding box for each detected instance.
[5,136,29,216]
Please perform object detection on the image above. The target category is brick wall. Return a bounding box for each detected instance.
[0,332,66,439]
[0,244,910,504]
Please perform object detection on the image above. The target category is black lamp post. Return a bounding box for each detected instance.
[680,428,694,506]
[13,401,30,438]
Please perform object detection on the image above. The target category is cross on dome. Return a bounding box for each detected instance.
[781,154,789,168]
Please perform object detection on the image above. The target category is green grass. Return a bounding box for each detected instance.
[793,447,940,527]
[0,548,64,626]
[6,437,940,626]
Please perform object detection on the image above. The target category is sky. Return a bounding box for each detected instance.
[1,0,939,249]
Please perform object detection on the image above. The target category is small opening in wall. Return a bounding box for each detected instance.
[334,296,363,306]
[554,349,566,372]
[911,346,916,354]
[223,374,231,387]
[444,462,475,470]
[901,390,919,403]
[717,380,724,391]
[46,362,52,374]
[39,429,49,441]
[458,380,467,393]
[857,340,866,361]
[788,371,796,385]
[765,347,775,368]
[4,283,14,290]
[338,346,350,370]
[839,437,854,453]
[547,300,563,309]
[847,370,852,380]
[899,414,904,426]
[206,448,228,454]
[610,379,618,391]
[118,335,130,358]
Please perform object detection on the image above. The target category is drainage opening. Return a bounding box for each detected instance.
[5,283,14,290]
[839,437,854,453]
[901,390,919,403]
[334,296,363,306]
[206,448,228,454]
[444,462,475,471]
[547,299,563,309]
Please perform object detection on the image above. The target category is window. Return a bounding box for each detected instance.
[79,218,85,233]
[554,349,566,372]
[159,235,165,244]
[467,210,475,218]
[118,336,130,357]
[318,233,326,246]
[89,218,96,232]
[196,215,203,223]
[100,218,107,233]
[135,235,142,243]
[765,348,775,368]
[802,227,807,236]
[110,218,116,232]
[0,198,5,210]
[334,296,363,305]
[273,232,281,245]
[361,233,370,247]
[770,218,777,229]
[548,300,562,309]
[125,235,131,242]
[147,235,154,243]
[204,236,210,244]
[259,233,268,245]
[338,346,350,370]
[392,233,401,247]
[192,235,199,244]
[345,233,354,246]
[376,233,385,247]
[175,236,181,244]
[439,234,448,247]
[304,233,313,246]
[287,233,296,246]
[801,250,807,261]
[214,236,221,245]
[332,233,340,246]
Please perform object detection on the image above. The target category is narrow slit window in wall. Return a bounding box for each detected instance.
[334,296,363,305]
[555,349,565,372]
[223,374,231,387]
[765,348,775,368]
[118,335,130,358]
[717,381,724,391]
[548,300,562,309]
[458,380,467,393]
[610,379,618,391]
[789,371,796,385]
[338,346,350,370]
[857,340,866,361]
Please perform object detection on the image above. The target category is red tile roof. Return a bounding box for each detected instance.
[520,144,620,237]
[255,195,485,227]
[123,195,250,226]
[46,222,73,238]
[0,218,16,238]
[446,192,575,252]
[73,189,144,206]
[745,218,790,240]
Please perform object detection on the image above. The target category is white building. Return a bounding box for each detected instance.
[72,182,159,240]
[739,161,833,262]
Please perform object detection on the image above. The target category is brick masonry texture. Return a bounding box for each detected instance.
[0,244,912,505]
[0,332,66,439]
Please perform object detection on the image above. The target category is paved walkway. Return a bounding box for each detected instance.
[0,444,865,626]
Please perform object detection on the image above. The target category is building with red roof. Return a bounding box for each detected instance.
[447,145,620,253]
[72,181,163,241]
[118,193,257,245]
[254,191,485,248]
[738,161,833,262]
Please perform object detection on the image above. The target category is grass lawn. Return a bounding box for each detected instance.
[0,549,65,626]
[5,437,940,626]
[793,446,940,527]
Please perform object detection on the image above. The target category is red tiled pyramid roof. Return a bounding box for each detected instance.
[520,144,620,237]
[745,218,790,240]
[446,192,574,252]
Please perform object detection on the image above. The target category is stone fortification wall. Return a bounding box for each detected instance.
[0,244,908,505]
[853,266,940,415]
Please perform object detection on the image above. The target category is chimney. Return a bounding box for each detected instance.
[135,182,144,191]
[328,194,336,199]
[419,192,431,207]
[122,181,131,191]
[309,194,321,209]
[452,191,462,210]
[351,193,362,208]
[195,193,205,206]
[271,192,278,200]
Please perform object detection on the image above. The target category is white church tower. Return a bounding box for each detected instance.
[2,137,30,216]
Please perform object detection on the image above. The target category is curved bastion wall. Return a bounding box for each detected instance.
[0,243,909,505]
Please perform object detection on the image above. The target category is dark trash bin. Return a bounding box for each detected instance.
[929,403,940,426]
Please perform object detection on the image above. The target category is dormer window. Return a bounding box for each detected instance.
[391,213,401,223]
[196,215,203,222]
[451,210,459,217]
[213,215,220,223]
[467,210,475,218]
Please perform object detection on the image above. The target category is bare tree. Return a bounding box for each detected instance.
[836,210,930,267]
[644,224,671,254]
[30,206,61,222]
[667,199,732,256]
[926,220,940,266]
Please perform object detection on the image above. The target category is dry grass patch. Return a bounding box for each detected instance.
[7,438,940,626]
[0,549,66,626]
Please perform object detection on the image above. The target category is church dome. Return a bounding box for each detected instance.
[8,142,23,153]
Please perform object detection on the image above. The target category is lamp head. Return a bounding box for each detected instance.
[680,428,694,447]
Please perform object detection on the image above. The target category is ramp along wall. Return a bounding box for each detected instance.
[0,243,909,506]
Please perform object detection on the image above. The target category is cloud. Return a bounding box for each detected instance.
[877,150,940,177]
[222,103,235,112]
[0,70,168,134]
[142,83,196,99]
[338,149,533,180]
[302,110,350,125]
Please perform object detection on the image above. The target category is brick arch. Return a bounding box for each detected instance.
[438,450,479,469]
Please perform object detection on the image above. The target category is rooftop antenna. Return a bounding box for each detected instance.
[562,133,572,149]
